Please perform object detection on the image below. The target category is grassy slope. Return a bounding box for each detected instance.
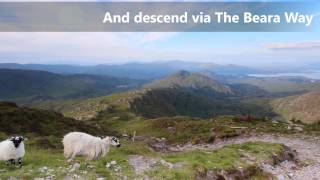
[0,102,116,149]
[130,88,251,118]
[0,97,300,179]
[35,87,274,121]
[271,91,320,124]
[96,116,294,145]
[0,140,151,179]
[152,141,283,179]
[0,140,283,180]
[33,91,143,120]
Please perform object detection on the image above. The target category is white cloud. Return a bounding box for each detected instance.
[0,32,180,64]
[265,40,320,50]
[138,32,177,44]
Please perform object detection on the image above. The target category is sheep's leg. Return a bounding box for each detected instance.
[67,152,78,162]
[6,159,15,166]
[64,150,74,162]
[18,158,23,168]
[64,151,72,159]
[5,160,11,166]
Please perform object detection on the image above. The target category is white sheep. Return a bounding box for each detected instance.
[0,136,26,167]
[63,132,121,161]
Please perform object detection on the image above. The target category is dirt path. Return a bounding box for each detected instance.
[170,134,320,180]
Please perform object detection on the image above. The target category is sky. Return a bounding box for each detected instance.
[0,1,319,69]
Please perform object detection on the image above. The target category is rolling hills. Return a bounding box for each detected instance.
[0,61,260,79]
[1,65,319,179]
[0,69,143,103]
[224,75,320,95]
[33,73,274,120]
[271,91,320,124]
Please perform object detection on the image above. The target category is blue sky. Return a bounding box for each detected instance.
[0,1,319,69]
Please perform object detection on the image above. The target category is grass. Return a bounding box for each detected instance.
[97,116,296,146]
[32,91,144,121]
[164,141,283,169]
[0,140,283,180]
[0,147,67,179]
[0,140,155,179]
[147,141,283,179]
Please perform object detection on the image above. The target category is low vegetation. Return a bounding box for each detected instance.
[0,102,117,149]
[94,116,296,146]
[0,139,286,180]
[2,68,320,179]
[34,86,275,121]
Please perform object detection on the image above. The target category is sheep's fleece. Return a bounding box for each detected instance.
[0,136,25,161]
[63,132,120,161]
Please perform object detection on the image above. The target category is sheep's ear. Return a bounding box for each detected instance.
[9,137,15,141]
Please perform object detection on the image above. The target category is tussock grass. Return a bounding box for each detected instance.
[0,140,283,179]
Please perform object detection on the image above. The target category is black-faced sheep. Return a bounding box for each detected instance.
[0,136,26,167]
[63,132,120,161]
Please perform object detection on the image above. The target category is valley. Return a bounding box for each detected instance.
[1,63,320,180]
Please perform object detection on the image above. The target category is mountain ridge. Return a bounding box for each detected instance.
[0,68,143,102]
[144,70,233,95]
[0,61,259,79]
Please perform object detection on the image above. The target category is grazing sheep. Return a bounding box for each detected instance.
[0,136,26,167]
[63,132,121,161]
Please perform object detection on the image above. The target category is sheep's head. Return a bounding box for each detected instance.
[104,136,121,147]
[111,137,121,147]
[10,136,25,148]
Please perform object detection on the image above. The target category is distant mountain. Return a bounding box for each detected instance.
[271,91,320,124]
[32,70,275,120]
[0,61,260,79]
[144,70,233,95]
[224,75,320,95]
[0,69,143,103]
[0,63,88,74]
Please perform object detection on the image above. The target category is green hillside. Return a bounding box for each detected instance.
[0,69,143,103]
[34,86,274,121]
[271,91,320,124]
[130,88,273,118]
[0,101,109,148]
